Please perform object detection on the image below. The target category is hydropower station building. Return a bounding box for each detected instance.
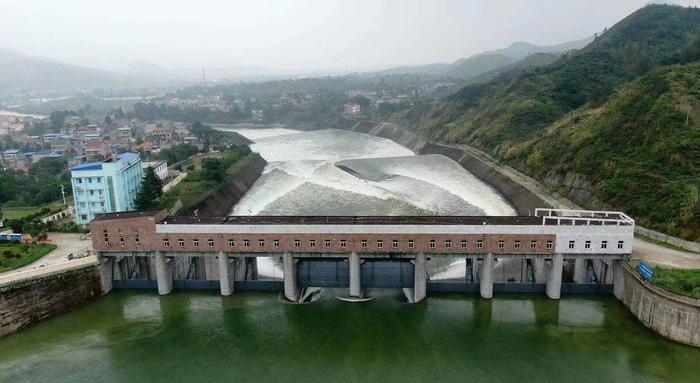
[90,208,634,303]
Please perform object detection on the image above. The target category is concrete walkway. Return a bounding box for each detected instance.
[0,256,98,287]
[632,238,700,269]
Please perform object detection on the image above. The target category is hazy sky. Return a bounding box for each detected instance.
[1,0,699,75]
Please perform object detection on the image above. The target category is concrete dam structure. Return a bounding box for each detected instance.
[90,208,633,303]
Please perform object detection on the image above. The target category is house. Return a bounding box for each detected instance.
[142,160,168,181]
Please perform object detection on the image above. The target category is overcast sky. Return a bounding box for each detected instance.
[1,0,698,75]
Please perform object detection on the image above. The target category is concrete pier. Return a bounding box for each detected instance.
[612,259,624,299]
[283,252,298,302]
[349,252,361,298]
[98,256,113,294]
[218,252,234,296]
[546,253,563,299]
[154,251,173,295]
[414,253,427,302]
[480,253,494,299]
[533,256,546,283]
[573,258,587,283]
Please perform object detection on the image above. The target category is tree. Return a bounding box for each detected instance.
[201,158,227,183]
[134,167,164,210]
[25,221,48,241]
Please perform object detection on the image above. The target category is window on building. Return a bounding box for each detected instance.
[78,178,83,184]
[325,240,332,248]
[585,240,591,249]
[134,230,140,245]
[530,240,537,249]
[445,240,452,248]
[82,215,88,221]
[392,240,399,248]
[119,232,124,246]
[377,240,383,248]
[601,241,608,249]
[568,240,575,249]
[273,240,280,248]
[243,239,250,247]
[294,240,301,248]
[178,239,184,247]
[408,240,415,248]
[498,241,505,249]
[193,239,200,247]
[163,239,170,247]
[88,177,93,183]
[228,239,236,247]
[340,240,347,248]
[361,240,368,248]
[309,240,316,247]
[546,241,553,249]
[258,239,265,247]
[208,239,215,247]
[429,240,436,248]
[103,229,109,244]
[476,240,484,249]
[514,241,521,249]
[461,241,468,248]
[97,178,101,183]
[90,190,94,196]
[617,240,624,249]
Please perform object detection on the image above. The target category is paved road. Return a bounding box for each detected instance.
[632,238,700,269]
[0,232,93,277]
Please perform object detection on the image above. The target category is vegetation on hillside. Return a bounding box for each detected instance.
[509,64,700,239]
[654,267,700,298]
[0,158,70,207]
[395,5,700,240]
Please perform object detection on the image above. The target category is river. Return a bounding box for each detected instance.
[1,127,699,382]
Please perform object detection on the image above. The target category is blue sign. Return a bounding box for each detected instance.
[638,262,654,281]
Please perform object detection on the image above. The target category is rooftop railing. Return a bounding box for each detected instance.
[534,208,635,226]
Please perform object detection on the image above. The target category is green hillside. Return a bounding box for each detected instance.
[509,63,700,239]
[395,5,700,240]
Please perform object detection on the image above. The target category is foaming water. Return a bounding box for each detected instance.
[227,128,514,216]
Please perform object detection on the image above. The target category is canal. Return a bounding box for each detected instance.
[1,290,699,382]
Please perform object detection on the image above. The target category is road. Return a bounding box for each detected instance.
[0,232,93,277]
[632,238,700,269]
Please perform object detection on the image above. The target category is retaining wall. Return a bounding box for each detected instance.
[0,265,103,338]
[617,263,700,347]
[183,153,267,216]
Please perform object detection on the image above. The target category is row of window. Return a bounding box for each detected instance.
[156,238,555,250]
[570,240,624,249]
[75,177,102,184]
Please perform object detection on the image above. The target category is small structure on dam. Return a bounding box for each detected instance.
[90,208,634,302]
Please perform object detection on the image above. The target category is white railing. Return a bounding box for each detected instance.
[534,208,635,226]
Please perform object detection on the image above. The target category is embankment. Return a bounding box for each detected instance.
[0,261,103,338]
[617,263,700,347]
[183,153,267,216]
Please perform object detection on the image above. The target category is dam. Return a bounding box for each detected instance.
[90,208,633,303]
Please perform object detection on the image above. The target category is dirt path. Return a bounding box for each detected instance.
[632,239,700,269]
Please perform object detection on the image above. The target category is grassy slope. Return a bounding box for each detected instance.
[654,267,700,298]
[0,243,57,272]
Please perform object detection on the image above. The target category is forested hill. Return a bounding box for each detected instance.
[393,4,700,240]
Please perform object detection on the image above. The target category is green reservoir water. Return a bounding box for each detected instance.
[1,290,699,382]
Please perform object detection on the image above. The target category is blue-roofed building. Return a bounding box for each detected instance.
[70,152,144,224]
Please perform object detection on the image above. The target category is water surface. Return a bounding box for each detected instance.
[0,291,698,383]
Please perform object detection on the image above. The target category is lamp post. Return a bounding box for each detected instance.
[60,185,67,208]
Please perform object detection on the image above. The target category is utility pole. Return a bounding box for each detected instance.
[60,185,67,207]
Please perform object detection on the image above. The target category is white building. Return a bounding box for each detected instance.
[142,160,168,181]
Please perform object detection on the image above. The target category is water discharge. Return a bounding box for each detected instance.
[230,128,515,216]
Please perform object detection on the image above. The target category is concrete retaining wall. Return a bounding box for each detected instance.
[183,153,267,216]
[617,263,700,347]
[635,226,700,253]
[0,265,103,338]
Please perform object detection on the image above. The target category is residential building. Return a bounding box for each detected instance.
[2,149,24,170]
[343,103,362,116]
[70,152,144,225]
[252,109,264,122]
[142,160,168,181]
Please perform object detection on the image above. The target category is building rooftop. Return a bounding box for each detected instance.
[71,151,140,171]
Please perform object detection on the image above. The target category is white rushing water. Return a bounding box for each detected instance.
[228,128,515,216]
